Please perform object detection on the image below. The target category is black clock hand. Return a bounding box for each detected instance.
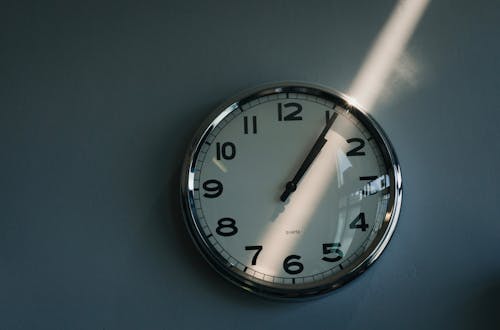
[280,111,338,202]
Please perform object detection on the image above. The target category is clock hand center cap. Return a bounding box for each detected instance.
[286,181,297,193]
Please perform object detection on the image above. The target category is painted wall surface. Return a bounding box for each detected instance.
[1,0,499,329]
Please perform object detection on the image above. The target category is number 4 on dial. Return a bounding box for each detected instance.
[350,212,369,231]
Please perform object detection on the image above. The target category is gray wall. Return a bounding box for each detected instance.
[1,0,499,329]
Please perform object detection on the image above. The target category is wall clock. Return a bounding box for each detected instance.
[180,82,402,299]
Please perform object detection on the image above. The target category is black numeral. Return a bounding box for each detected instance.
[349,212,369,231]
[216,218,238,236]
[278,103,303,121]
[325,109,336,124]
[245,245,263,265]
[283,255,304,275]
[322,243,343,262]
[202,179,223,198]
[346,138,366,156]
[216,142,236,160]
[243,116,257,134]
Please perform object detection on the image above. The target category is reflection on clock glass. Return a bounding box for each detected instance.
[190,91,393,286]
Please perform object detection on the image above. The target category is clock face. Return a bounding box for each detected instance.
[181,83,402,299]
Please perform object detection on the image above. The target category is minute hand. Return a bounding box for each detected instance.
[280,112,338,202]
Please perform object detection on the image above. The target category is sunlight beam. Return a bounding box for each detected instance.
[255,0,430,277]
[349,0,430,110]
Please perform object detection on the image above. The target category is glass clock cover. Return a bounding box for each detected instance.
[181,83,402,299]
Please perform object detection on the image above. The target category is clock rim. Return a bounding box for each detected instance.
[180,81,403,300]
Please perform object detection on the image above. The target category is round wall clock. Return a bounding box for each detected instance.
[180,82,402,299]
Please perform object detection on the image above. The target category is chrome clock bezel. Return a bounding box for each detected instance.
[180,82,403,300]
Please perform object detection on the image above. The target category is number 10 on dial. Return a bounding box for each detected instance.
[181,83,402,299]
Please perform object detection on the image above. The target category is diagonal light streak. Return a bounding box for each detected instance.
[254,0,430,277]
[349,0,430,110]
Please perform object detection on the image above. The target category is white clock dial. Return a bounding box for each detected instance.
[182,83,402,299]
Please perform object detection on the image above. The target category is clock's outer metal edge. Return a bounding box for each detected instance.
[180,81,403,300]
